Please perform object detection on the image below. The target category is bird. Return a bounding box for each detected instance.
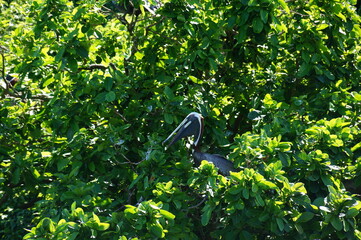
[163,112,236,176]
[5,74,18,86]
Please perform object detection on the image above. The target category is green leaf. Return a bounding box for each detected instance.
[31,167,40,178]
[297,62,311,77]
[74,207,85,220]
[242,188,249,199]
[352,92,361,101]
[276,218,285,231]
[149,222,165,238]
[92,213,100,223]
[324,70,335,80]
[97,222,110,231]
[260,10,268,23]
[184,23,195,36]
[236,25,247,42]
[302,51,311,63]
[129,174,142,189]
[159,209,175,220]
[76,46,88,58]
[189,75,200,84]
[139,4,146,16]
[55,46,66,62]
[41,218,56,233]
[209,58,217,71]
[295,212,314,223]
[105,91,116,102]
[255,194,264,206]
[346,201,361,218]
[68,57,78,72]
[67,232,79,240]
[248,110,262,120]
[252,183,259,192]
[327,184,337,194]
[43,77,55,87]
[174,200,182,209]
[81,24,90,33]
[177,15,186,22]
[104,77,113,91]
[276,0,290,14]
[258,180,278,189]
[71,202,77,212]
[263,94,275,106]
[57,158,70,171]
[346,208,359,218]
[69,164,81,178]
[95,92,107,103]
[89,162,95,172]
[229,185,242,195]
[164,113,173,124]
[164,86,174,100]
[235,200,244,210]
[317,23,329,31]
[197,50,207,59]
[201,205,212,226]
[331,217,343,231]
[252,17,264,33]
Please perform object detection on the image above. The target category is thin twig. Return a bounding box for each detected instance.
[187,196,208,210]
[145,16,165,32]
[78,64,108,72]
[113,109,128,122]
[0,193,8,207]
[290,10,308,17]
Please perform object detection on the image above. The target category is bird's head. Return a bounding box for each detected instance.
[163,112,204,149]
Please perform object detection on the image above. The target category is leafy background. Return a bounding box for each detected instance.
[1,0,361,239]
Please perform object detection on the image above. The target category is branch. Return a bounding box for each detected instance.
[3,92,52,100]
[145,16,165,32]
[290,10,308,17]
[78,64,108,72]
[187,196,208,210]
[0,193,8,207]
[19,197,41,209]
[31,94,53,100]
[113,109,128,122]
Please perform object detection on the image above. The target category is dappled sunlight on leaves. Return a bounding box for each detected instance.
[0,0,360,239]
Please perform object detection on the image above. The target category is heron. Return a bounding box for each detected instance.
[163,112,236,175]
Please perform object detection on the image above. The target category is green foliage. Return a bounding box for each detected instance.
[0,0,361,239]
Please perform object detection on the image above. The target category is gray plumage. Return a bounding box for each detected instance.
[192,151,236,176]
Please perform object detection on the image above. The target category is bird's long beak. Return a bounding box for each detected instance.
[162,116,190,148]
[163,112,203,149]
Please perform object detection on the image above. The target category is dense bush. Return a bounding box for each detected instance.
[0,0,360,239]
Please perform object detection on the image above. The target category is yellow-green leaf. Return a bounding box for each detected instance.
[295,212,314,223]
[159,209,175,220]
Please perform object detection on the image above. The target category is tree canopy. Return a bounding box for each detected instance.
[1,0,361,239]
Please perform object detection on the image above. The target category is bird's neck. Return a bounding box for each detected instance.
[193,119,204,152]
[193,144,201,152]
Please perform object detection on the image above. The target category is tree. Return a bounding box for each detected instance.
[0,0,361,239]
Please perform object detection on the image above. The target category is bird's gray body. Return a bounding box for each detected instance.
[192,151,236,176]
